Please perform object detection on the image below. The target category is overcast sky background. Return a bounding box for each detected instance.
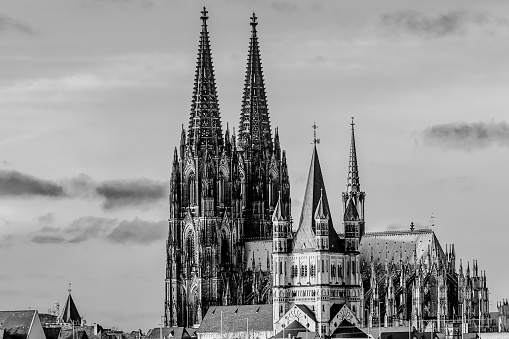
[1,0,509,332]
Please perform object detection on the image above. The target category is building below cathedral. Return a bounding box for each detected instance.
[166,8,492,337]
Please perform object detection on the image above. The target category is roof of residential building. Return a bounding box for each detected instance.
[198,305,273,334]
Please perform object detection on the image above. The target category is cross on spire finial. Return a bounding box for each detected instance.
[351,117,355,129]
[312,122,320,146]
[68,283,72,294]
[200,7,208,25]
[250,12,258,30]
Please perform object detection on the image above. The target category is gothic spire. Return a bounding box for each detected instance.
[292,145,341,252]
[188,7,223,155]
[238,12,272,154]
[347,117,360,192]
[59,284,82,325]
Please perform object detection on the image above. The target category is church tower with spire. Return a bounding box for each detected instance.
[165,9,290,328]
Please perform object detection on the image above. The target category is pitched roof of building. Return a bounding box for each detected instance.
[331,320,368,338]
[146,327,189,339]
[39,314,58,325]
[273,321,312,338]
[295,305,316,322]
[43,327,62,339]
[292,146,343,253]
[60,328,89,339]
[197,305,272,334]
[59,293,82,325]
[0,310,36,339]
[359,229,445,266]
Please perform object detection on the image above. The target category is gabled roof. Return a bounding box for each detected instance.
[146,328,189,339]
[273,321,312,338]
[0,310,36,339]
[197,305,272,334]
[59,293,82,325]
[43,327,62,339]
[60,328,88,339]
[295,305,316,322]
[331,320,368,338]
[359,229,445,266]
[292,146,342,253]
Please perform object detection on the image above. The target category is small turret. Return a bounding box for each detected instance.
[272,192,289,254]
[314,189,329,251]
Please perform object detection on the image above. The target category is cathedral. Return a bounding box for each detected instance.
[165,8,491,336]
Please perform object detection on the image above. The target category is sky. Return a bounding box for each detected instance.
[1,0,509,332]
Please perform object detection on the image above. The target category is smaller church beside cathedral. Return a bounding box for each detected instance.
[166,8,491,338]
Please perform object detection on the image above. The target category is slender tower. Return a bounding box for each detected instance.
[342,118,365,253]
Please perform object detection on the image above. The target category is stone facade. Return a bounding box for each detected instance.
[167,8,491,334]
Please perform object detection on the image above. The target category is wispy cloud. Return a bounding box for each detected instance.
[29,216,166,245]
[380,10,509,38]
[96,179,167,210]
[38,212,55,225]
[0,170,64,197]
[0,13,35,35]
[422,121,509,150]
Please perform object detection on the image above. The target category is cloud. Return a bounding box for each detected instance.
[271,1,298,13]
[0,170,165,210]
[38,212,55,225]
[380,10,509,38]
[0,13,35,35]
[106,218,166,244]
[29,216,166,245]
[96,179,167,209]
[422,121,509,150]
[0,170,65,197]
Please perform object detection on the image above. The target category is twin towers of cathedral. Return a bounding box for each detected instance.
[165,8,364,327]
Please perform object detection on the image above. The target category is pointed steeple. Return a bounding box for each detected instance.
[347,117,360,192]
[59,284,82,325]
[314,189,328,220]
[272,191,284,221]
[292,145,341,252]
[188,7,223,155]
[238,12,272,154]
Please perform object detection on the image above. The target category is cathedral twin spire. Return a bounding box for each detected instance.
[239,13,272,154]
[187,8,273,157]
[188,8,223,155]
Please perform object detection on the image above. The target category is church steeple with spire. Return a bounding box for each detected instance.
[166,9,290,328]
[188,7,223,156]
[342,118,365,252]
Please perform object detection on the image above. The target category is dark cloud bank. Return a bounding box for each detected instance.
[30,217,166,245]
[422,121,509,150]
[0,170,167,209]
[0,170,64,197]
[381,10,508,37]
[96,179,166,209]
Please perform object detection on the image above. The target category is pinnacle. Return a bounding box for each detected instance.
[188,8,223,155]
[347,118,360,193]
[238,12,272,155]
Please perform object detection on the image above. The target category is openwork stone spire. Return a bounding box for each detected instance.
[238,12,272,153]
[347,117,360,192]
[188,7,223,155]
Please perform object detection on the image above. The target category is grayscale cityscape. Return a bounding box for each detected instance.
[1,2,508,339]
